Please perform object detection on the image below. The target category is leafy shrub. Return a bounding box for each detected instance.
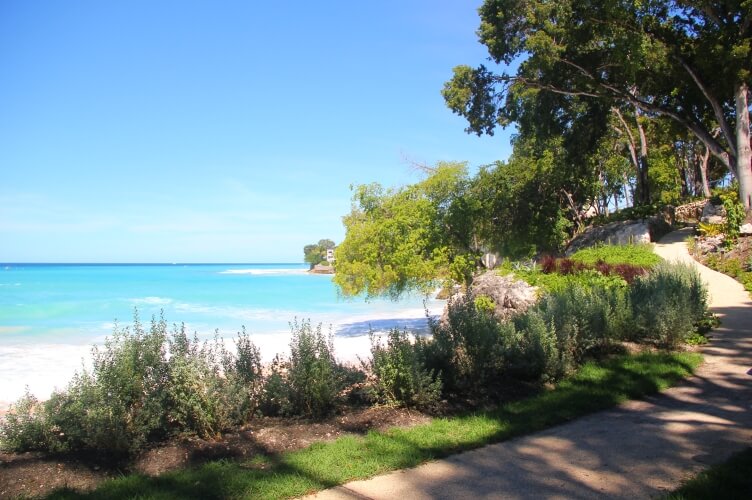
[630,261,708,347]
[263,320,345,418]
[570,243,661,268]
[259,355,289,416]
[0,390,47,452]
[0,313,266,455]
[424,297,507,393]
[721,191,745,245]
[368,329,441,408]
[508,310,560,381]
[506,268,627,294]
[533,285,631,372]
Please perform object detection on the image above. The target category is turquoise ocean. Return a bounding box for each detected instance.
[0,263,445,403]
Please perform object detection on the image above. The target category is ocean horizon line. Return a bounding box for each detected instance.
[1,262,307,266]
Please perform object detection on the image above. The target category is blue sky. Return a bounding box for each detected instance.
[0,0,512,263]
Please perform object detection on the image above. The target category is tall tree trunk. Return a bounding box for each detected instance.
[736,83,752,212]
[635,108,650,205]
[623,172,633,208]
[698,145,711,198]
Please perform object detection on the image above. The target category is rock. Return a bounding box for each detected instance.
[739,223,752,236]
[443,271,538,324]
[566,220,652,255]
[701,215,725,225]
[700,203,726,223]
[696,235,724,254]
[674,199,708,223]
[309,263,334,274]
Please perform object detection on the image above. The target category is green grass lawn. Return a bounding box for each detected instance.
[665,447,752,499]
[46,351,702,500]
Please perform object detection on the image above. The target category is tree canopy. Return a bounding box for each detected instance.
[443,0,752,210]
[333,162,477,299]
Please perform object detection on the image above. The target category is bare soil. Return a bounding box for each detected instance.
[0,406,431,499]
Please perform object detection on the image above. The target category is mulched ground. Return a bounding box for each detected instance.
[0,406,431,499]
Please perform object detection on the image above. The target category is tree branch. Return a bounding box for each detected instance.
[676,56,737,157]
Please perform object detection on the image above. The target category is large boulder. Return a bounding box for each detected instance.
[566,220,652,255]
[700,203,726,224]
[442,271,538,324]
[739,223,752,236]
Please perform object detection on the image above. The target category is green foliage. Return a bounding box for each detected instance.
[588,205,663,227]
[0,313,265,456]
[65,352,701,500]
[423,297,506,393]
[698,222,724,237]
[0,390,47,452]
[473,294,496,315]
[469,145,575,258]
[427,255,708,393]
[259,355,288,417]
[334,162,476,298]
[501,266,627,295]
[701,253,752,297]
[368,329,441,408]
[262,320,346,419]
[722,191,745,245]
[570,243,661,268]
[444,0,749,211]
[285,320,341,418]
[534,285,632,372]
[630,262,708,347]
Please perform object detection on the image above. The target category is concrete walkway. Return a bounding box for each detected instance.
[306,228,752,499]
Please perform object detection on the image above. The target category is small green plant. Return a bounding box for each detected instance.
[698,221,724,237]
[684,332,709,346]
[721,191,745,245]
[368,329,441,408]
[695,312,720,335]
[473,294,496,315]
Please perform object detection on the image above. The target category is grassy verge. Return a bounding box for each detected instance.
[47,351,702,500]
[664,447,752,499]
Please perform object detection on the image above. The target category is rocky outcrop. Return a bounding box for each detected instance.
[740,223,752,236]
[700,203,726,224]
[442,271,538,324]
[674,199,708,223]
[309,263,334,274]
[566,220,651,255]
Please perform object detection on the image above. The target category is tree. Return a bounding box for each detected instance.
[469,137,575,258]
[443,0,752,210]
[333,162,477,299]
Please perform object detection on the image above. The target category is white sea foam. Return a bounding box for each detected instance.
[219,268,308,276]
[132,296,173,305]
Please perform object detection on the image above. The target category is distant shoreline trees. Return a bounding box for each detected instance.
[303,239,335,269]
